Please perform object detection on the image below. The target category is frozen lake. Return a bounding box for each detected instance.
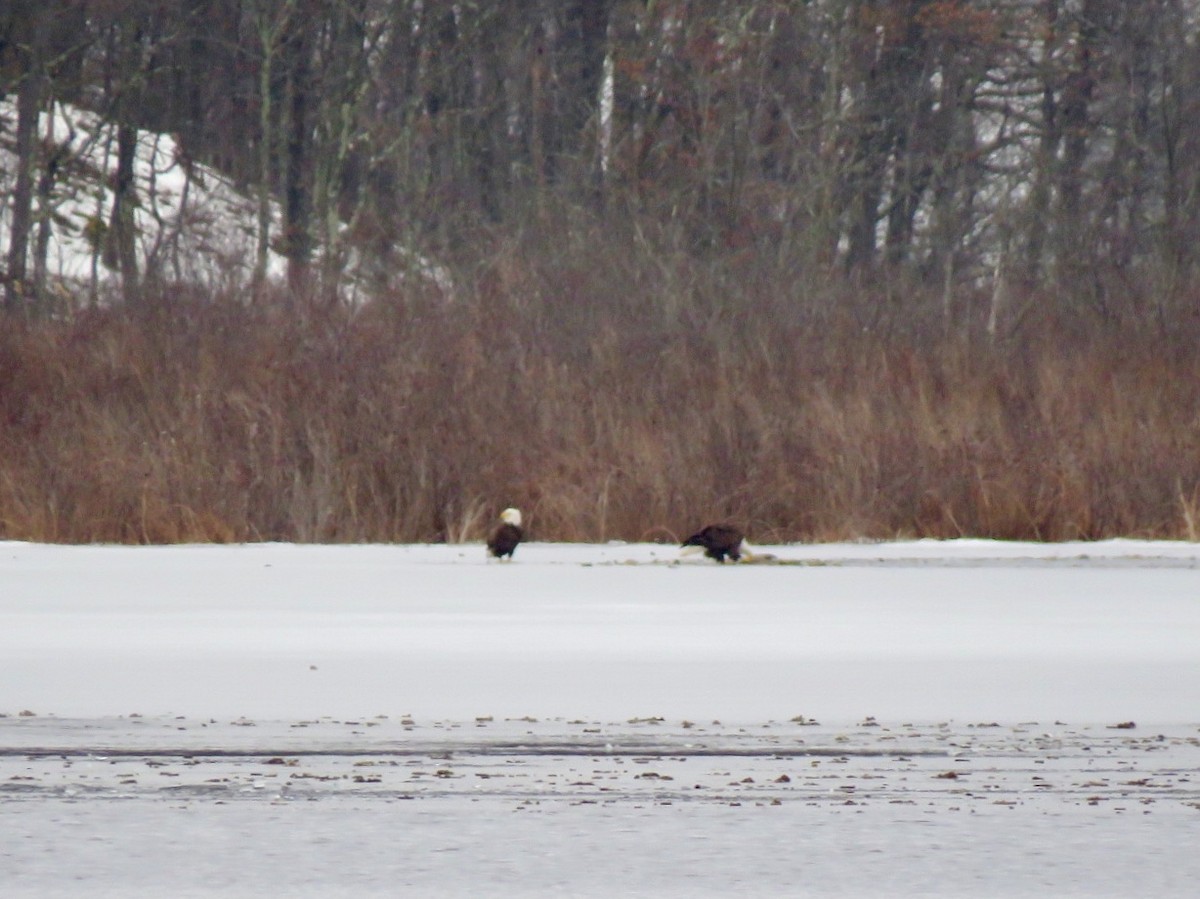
[2,539,1199,895]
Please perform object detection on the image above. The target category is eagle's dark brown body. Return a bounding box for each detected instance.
[681,524,745,563]
[487,522,522,559]
[487,508,524,559]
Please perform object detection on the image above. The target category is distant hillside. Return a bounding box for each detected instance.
[0,97,452,310]
[0,98,287,307]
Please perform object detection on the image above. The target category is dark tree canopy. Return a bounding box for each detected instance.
[2,0,1199,323]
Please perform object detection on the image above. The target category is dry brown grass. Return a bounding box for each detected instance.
[2,231,1199,545]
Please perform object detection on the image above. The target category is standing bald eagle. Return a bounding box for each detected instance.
[487,507,523,559]
[681,523,745,563]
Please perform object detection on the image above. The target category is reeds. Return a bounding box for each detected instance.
[2,233,1198,545]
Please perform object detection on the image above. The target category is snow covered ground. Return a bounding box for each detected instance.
[4,538,1198,723]
[0,99,450,304]
[2,539,1199,896]
[0,100,287,297]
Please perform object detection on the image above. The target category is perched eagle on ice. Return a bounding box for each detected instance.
[486,507,523,560]
[681,523,746,563]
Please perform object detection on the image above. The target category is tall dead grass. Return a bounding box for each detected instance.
[2,229,1199,544]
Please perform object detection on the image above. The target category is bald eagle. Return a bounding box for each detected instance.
[487,507,523,560]
[681,523,745,563]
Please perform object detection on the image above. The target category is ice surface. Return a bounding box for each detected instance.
[2,539,1199,896]
[3,540,1198,723]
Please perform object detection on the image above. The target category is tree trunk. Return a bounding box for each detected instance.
[108,122,141,306]
[5,69,44,314]
[283,16,312,297]
[251,0,298,296]
[254,42,274,294]
[34,115,69,313]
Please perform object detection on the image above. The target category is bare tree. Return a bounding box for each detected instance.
[246,0,298,294]
[3,5,51,313]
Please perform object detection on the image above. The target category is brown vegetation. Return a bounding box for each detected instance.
[2,225,1198,546]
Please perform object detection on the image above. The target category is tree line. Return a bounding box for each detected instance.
[4,1,1200,544]
[3,0,1200,326]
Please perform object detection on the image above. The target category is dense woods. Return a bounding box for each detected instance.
[2,1,1200,544]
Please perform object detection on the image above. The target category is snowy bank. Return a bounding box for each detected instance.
[3,539,1198,725]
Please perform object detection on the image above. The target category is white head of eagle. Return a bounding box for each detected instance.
[487,507,524,559]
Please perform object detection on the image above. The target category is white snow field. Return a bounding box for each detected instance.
[2,539,1199,897]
